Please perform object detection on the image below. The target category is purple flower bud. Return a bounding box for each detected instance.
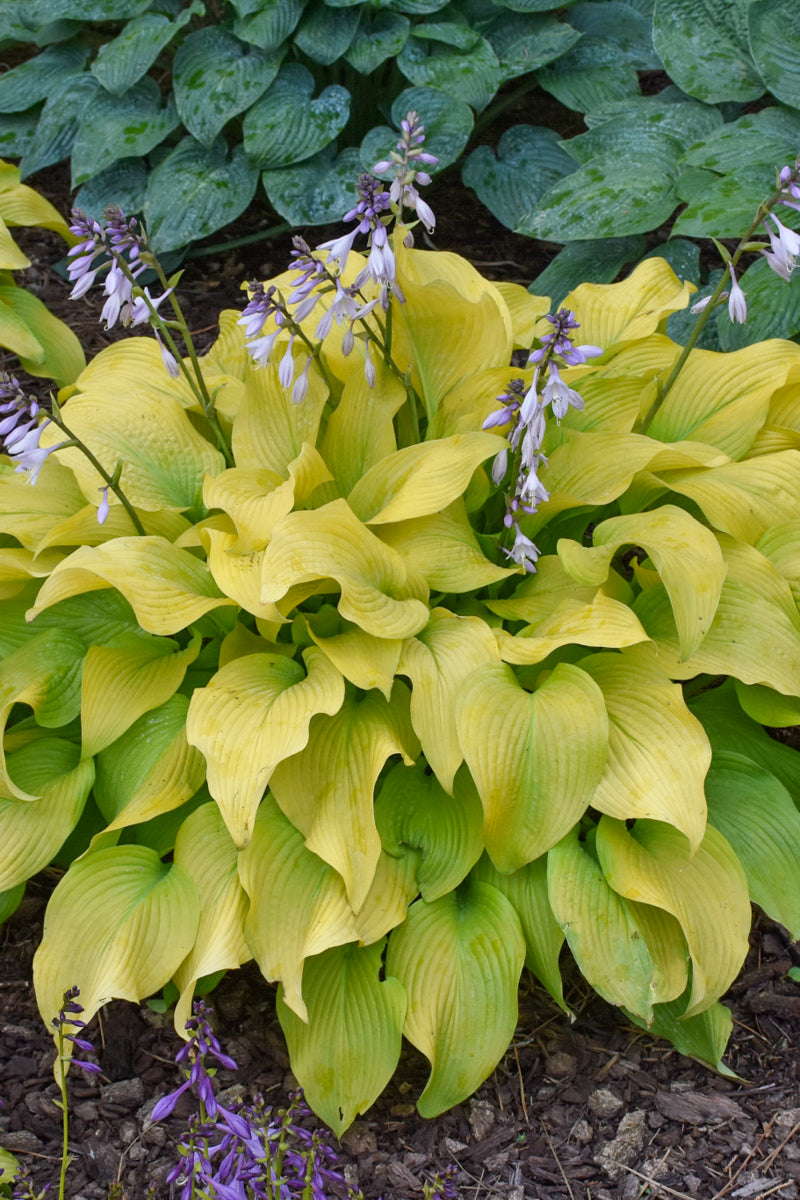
[97,486,110,525]
[728,265,747,324]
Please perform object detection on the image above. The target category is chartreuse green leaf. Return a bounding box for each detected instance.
[386,882,525,1118]
[578,652,710,853]
[68,338,199,410]
[377,501,515,593]
[470,853,567,1011]
[733,680,800,728]
[634,535,800,696]
[0,629,85,800]
[0,883,25,924]
[646,341,800,460]
[563,257,694,353]
[397,609,500,793]
[277,940,406,1137]
[0,282,85,385]
[270,683,419,913]
[626,996,736,1077]
[26,538,238,637]
[350,848,420,948]
[81,635,200,757]
[260,500,430,640]
[186,648,345,849]
[757,518,800,604]
[33,845,199,1064]
[200,524,284,625]
[494,581,649,663]
[391,237,513,420]
[347,432,500,525]
[239,795,359,1022]
[704,751,800,939]
[0,218,31,270]
[456,662,608,873]
[547,826,688,1020]
[557,505,726,659]
[44,389,225,512]
[172,802,251,1032]
[91,694,205,843]
[231,360,330,473]
[375,761,484,901]
[0,739,94,892]
[595,817,751,1017]
[320,358,406,496]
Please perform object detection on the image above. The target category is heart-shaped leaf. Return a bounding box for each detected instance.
[652,0,764,102]
[262,145,362,225]
[20,74,103,179]
[243,64,350,169]
[294,2,360,64]
[463,125,577,231]
[70,79,180,186]
[361,85,473,174]
[345,11,410,74]
[90,4,201,95]
[0,40,89,112]
[397,34,501,112]
[484,12,581,81]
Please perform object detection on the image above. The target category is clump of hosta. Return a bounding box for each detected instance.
[3,121,800,1135]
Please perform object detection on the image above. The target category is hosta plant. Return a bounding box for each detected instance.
[3,120,800,1135]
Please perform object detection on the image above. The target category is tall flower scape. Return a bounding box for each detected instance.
[2,120,800,1134]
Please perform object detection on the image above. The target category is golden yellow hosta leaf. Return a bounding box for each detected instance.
[67,338,198,409]
[756,519,800,605]
[26,537,237,636]
[202,525,285,622]
[456,661,608,871]
[186,646,345,848]
[494,283,551,347]
[595,817,751,1017]
[231,359,329,472]
[351,850,419,946]
[428,366,536,439]
[398,609,500,793]
[260,500,429,639]
[0,547,63,582]
[36,503,191,550]
[376,500,514,592]
[0,215,30,269]
[0,458,86,550]
[270,683,419,912]
[238,795,359,1021]
[563,258,694,352]
[495,590,650,665]
[306,618,401,700]
[320,357,406,495]
[579,651,710,851]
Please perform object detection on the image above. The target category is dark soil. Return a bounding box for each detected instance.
[2,139,800,1200]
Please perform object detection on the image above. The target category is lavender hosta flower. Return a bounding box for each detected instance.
[68,207,147,330]
[0,377,65,486]
[375,110,439,235]
[727,265,748,324]
[541,363,584,420]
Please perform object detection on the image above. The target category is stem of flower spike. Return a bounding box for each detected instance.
[48,404,147,536]
[55,1021,71,1200]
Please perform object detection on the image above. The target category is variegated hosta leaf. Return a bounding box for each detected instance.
[376,500,514,593]
[558,505,726,659]
[347,432,500,526]
[578,651,710,852]
[391,236,513,421]
[33,845,199,1066]
[547,826,688,1020]
[270,683,419,913]
[595,817,751,1018]
[41,390,225,512]
[277,940,406,1136]
[646,340,800,460]
[238,796,359,1022]
[25,538,238,636]
[705,751,800,939]
[563,257,694,352]
[231,358,329,472]
[655,450,800,546]
[0,629,85,800]
[186,647,345,848]
[172,802,251,1033]
[456,661,608,872]
[0,457,86,551]
[385,882,525,1118]
[374,761,484,902]
[634,534,800,696]
[320,356,406,495]
[0,738,94,892]
[260,499,430,639]
[470,853,568,1012]
[81,634,200,757]
[91,694,205,843]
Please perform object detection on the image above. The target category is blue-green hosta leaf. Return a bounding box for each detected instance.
[562,122,684,174]
[0,41,89,113]
[671,167,800,238]
[529,236,646,306]
[536,37,641,115]
[70,80,180,187]
[361,86,473,174]
[410,16,480,50]
[518,156,677,241]
[397,34,502,112]
[0,113,39,160]
[568,1,661,68]
[652,0,764,103]
[243,64,350,169]
[644,238,701,286]
[716,256,800,351]
[747,0,800,109]
[233,0,307,49]
[345,11,410,73]
[90,4,202,95]
[294,2,361,64]
[488,0,580,10]
[74,159,148,221]
[144,138,259,254]
[483,12,581,81]
[680,107,800,173]
[462,125,577,232]
[262,146,362,226]
[173,28,284,148]
[14,0,153,21]
[389,0,450,13]
[19,74,103,179]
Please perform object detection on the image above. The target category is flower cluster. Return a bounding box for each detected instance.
[374,110,438,235]
[0,372,64,485]
[484,310,602,572]
[52,985,102,1076]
